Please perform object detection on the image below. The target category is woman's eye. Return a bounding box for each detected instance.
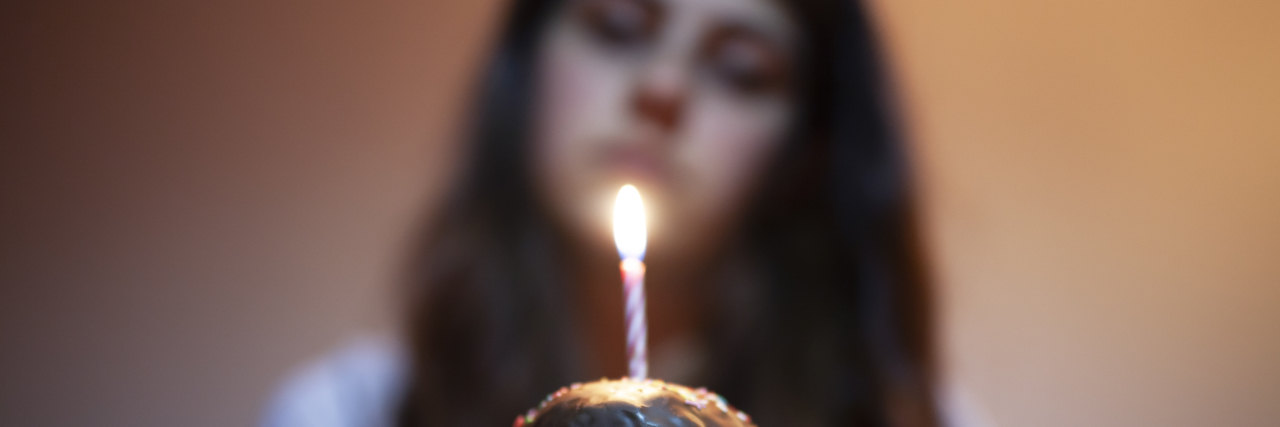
[578,0,660,47]
[704,30,788,96]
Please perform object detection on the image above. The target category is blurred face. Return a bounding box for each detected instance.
[533,0,800,260]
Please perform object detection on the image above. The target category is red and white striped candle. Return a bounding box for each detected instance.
[613,185,648,380]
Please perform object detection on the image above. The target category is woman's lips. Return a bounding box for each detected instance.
[603,145,670,184]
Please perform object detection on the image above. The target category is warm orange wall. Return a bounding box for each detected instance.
[1,0,1276,426]
[871,0,1280,425]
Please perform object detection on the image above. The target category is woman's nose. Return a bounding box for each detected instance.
[630,63,688,135]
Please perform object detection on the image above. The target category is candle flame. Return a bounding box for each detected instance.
[613,185,647,260]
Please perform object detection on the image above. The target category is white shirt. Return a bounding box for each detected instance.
[262,337,407,427]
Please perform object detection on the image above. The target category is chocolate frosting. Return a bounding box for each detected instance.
[513,379,756,427]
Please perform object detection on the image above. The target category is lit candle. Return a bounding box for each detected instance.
[613,184,648,380]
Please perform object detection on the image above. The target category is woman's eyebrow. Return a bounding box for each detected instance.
[709,12,795,47]
[706,20,792,57]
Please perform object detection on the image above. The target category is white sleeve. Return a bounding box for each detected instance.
[262,337,408,427]
[938,381,997,427]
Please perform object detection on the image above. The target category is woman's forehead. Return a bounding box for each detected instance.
[626,0,798,44]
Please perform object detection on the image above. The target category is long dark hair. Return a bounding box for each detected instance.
[397,0,937,425]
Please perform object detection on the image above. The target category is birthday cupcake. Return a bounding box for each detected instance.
[512,189,755,427]
[513,378,755,427]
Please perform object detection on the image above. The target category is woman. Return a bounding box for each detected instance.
[265,0,936,425]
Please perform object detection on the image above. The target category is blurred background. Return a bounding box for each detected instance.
[1,0,1277,426]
